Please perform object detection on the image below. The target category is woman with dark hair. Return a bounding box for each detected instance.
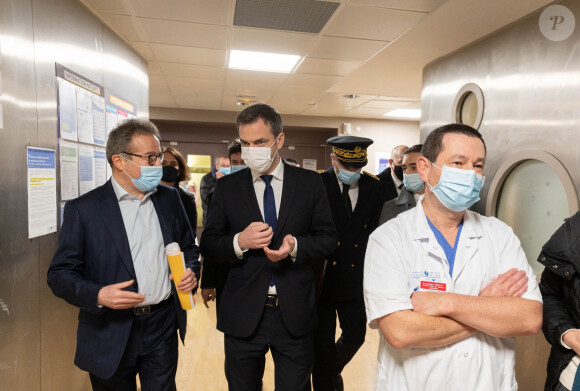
[160,146,198,231]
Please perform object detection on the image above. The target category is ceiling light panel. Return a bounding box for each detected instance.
[234,0,340,33]
[229,50,300,73]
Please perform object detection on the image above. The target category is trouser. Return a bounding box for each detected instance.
[224,304,314,391]
[89,298,178,391]
[312,297,367,391]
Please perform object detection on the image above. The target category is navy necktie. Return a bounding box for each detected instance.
[572,362,580,391]
[261,175,277,286]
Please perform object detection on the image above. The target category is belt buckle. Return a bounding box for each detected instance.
[266,295,278,307]
[134,305,151,315]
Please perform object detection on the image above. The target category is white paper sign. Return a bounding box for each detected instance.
[27,147,57,238]
[59,140,79,200]
[79,145,95,196]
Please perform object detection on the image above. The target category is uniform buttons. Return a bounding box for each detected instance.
[332,261,337,266]
[464,353,469,358]
[351,264,354,267]
[338,241,341,246]
[364,224,367,228]
[552,265,558,269]
[565,271,570,276]
[354,244,358,248]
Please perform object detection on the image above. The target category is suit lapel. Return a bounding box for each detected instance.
[97,181,136,279]
[274,164,295,242]
[240,169,263,222]
[325,168,349,232]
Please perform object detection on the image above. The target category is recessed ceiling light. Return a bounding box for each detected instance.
[384,108,421,119]
[343,94,360,99]
[229,50,300,73]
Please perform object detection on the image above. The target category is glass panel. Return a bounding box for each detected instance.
[459,92,478,127]
[496,159,569,276]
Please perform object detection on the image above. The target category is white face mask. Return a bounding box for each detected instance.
[241,137,279,173]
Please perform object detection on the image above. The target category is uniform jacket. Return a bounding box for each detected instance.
[200,163,337,338]
[47,181,200,379]
[319,167,382,302]
[539,211,580,391]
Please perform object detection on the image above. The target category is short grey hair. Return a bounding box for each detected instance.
[106,119,161,166]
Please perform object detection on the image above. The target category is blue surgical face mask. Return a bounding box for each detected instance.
[427,163,485,211]
[122,156,163,192]
[219,167,231,175]
[403,173,425,193]
[231,164,247,173]
[338,168,361,185]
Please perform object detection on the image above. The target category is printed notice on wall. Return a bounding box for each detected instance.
[59,140,79,200]
[27,147,57,239]
[94,147,107,187]
[58,78,78,141]
[79,145,95,196]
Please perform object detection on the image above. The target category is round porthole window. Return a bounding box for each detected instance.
[453,83,484,129]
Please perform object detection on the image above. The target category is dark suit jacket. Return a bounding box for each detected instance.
[176,184,198,229]
[319,168,382,302]
[200,163,337,338]
[378,187,417,226]
[377,167,398,202]
[47,180,200,379]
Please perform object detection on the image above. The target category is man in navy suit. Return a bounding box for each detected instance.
[200,104,337,391]
[47,119,200,390]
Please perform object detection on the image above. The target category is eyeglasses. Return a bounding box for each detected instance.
[121,151,164,166]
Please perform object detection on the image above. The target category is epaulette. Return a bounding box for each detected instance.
[363,171,379,181]
[317,169,325,174]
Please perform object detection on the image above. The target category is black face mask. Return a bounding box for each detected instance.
[162,165,179,183]
[393,165,404,181]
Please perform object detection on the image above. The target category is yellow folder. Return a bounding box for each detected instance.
[165,242,194,310]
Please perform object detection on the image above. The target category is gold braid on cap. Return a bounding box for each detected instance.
[333,146,367,162]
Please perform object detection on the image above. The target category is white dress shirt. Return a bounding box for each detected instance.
[233,160,298,294]
[111,177,171,305]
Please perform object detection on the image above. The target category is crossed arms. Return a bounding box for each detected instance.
[377,268,542,349]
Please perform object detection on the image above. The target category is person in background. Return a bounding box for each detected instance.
[377,145,408,202]
[285,157,300,167]
[314,136,382,391]
[538,212,580,391]
[364,123,542,390]
[200,155,230,226]
[201,139,245,309]
[161,146,197,231]
[47,119,200,390]
[200,103,337,391]
[378,144,424,225]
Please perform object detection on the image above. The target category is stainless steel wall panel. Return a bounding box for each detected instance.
[0,0,41,389]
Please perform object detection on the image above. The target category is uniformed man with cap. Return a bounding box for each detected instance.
[313,136,383,391]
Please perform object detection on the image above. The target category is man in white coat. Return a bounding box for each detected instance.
[363,123,542,391]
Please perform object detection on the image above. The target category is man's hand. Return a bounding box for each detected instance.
[411,291,450,317]
[170,268,198,293]
[480,268,528,297]
[264,235,295,263]
[201,288,216,308]
[97,280,145,309]
[216,171,225,179]
[238,222,273,250]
